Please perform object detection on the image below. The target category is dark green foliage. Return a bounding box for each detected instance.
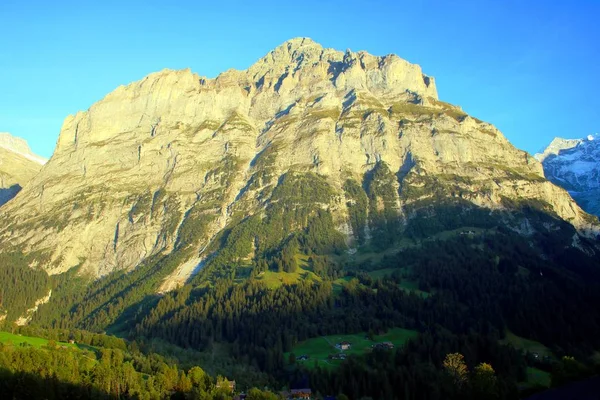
[135,279,334,372]
[301,210,346,254]
[31,249,194,333]
[17,326,127,350]
[247,145,279,191]
[197,172,345,281]
[388,102,440,119]
[175,203,216,249]
[0,252,50,320]
[55,193,185,331]
[308,255,337,277]
[18,214,600,399]
[4,161,600,399]
[193,216,261,281]
[6,210,600,399]
[0,329,278,399]
[550,356,594,387]
[205,155,241,187]
[343,179,368,244]
[280,239,299,273]
[396,232,600,353]
[302,331,523,400]
[32,265,90,329]
[270,171,333,204]
[400,171,469,200]
[365,162,400,248]
[404,200,497,238]
[500,196,557,216]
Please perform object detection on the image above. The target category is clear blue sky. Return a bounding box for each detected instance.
[1,0,598,158]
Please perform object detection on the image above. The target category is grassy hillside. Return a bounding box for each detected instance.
[500,331,553,358]
[524,367,551,388]
[285,328,418,370]
[0,331,78,349]
[254,265,321,289]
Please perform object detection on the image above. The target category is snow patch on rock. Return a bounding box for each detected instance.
[537,133,600,216]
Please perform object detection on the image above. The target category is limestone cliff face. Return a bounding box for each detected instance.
[0,133,46,206]
[0,38,596,280]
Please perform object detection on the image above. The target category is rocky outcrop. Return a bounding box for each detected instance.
[0,133,46,206]
[536,134,600,216]
[0,38,596,283]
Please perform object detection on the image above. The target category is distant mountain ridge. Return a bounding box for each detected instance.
[535,134,600,216]
[0,133,46,206]
[0,132,47,165]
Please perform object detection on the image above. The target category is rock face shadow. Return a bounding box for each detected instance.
[0,184,21,207]
[327,60,347,84]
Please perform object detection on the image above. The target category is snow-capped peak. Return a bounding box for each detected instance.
[537,133,600,216]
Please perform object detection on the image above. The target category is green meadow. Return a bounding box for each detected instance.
[255,267,321,289]
[286,328,418,370]
[524,367,551,388]
[0,331,78,349]
[500,331,553,358]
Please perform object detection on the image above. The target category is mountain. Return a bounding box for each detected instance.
[535,134,600,216]
[0,37,596,284]
[2,38,600,399]
[0,132,47,206]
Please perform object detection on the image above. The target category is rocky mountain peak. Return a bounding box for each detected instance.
[536,133,600,216]
[247,37,437,100]
[55,38,439,156]
[267,37,323,61]
[0,133,46,206]
[0,39,597,280]
[0,132,47,165]
[535,137,586,163]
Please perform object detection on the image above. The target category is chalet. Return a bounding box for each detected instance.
[335,341,351,350]
[289,388,312,399]
[373,341,394,350]
[297,355,309,361]
[329,353,347,360]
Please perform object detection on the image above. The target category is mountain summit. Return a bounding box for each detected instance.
[0,132,46,206]
[0,132,47,165]
[0,38,596,285]
[536,134,600,216]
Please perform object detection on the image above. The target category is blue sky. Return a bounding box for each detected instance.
[1,0,598,158]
